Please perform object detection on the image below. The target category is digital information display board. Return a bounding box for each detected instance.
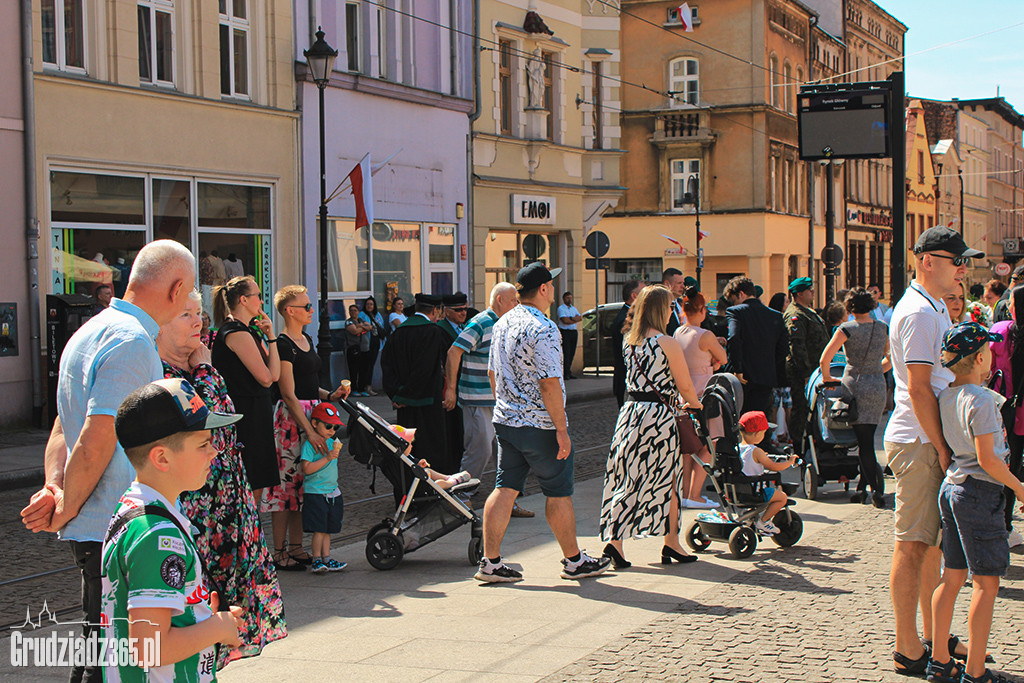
[798,87,890,160]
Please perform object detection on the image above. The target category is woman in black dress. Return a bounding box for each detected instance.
[212,275,281,503]
[263,285,349,570]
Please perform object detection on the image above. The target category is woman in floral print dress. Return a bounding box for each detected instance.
[157,292,286,668]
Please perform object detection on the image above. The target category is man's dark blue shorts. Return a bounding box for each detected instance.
[494,423,574,497]
[939,477,1009,577]
[303,492,344,534]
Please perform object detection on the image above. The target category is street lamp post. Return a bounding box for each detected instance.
[684,175,701,289]
[304,28,338,386]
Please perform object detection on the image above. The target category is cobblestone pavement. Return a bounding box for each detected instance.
[0,397,621,630]
[545,503,1024,683]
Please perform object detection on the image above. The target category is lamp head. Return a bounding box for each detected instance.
[304,27,338,86]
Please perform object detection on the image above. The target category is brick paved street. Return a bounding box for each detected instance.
[546,502,1024,683]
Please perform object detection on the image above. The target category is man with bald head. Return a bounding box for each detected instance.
[21,239,195,683]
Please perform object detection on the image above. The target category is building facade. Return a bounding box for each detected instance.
[599,0,817,303]
[29,0,301,420]
[2,2,30,424]
[471,0,625,311]
[902,99,937,280]
[295,0,473,322]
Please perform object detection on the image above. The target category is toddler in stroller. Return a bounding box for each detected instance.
[738,411,800,536]
[685,374,804,559]
[390,426,474,491]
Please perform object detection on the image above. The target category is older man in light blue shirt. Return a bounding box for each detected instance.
[21,239,194,683]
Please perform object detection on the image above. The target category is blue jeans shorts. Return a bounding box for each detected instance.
[303,491,344,534]
[494,423,575,498]
[760,485,777,502]
[939,476,1009,577]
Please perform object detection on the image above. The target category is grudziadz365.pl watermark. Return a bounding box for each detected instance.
[10,631,161,671]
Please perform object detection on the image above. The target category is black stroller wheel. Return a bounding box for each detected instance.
[802,464,819,500]
[685,521,713,552]
[771,510,804,547]
[728,526,757,559]
[366,530,405,570]
[366,520,393,543]
[468,536,483,566]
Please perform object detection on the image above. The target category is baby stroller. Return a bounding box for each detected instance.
[684,373,804,559]
[800,361,861,500]
[340,400,484,570]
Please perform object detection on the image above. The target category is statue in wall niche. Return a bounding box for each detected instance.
[526,48,544,110]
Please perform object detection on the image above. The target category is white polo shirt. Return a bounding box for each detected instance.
[883,282,954,445]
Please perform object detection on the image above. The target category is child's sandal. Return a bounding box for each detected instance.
[947,635,995,664]
[893,649,929,676]
[924,658,962,683]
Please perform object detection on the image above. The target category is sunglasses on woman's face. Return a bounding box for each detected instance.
[288,303,314,312]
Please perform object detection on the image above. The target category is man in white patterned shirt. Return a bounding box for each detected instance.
[474,263,611,583]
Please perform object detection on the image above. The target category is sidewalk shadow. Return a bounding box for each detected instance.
[763,544,860,574]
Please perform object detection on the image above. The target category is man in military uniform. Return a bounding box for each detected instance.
[381,293,454,475]
[784,277,829,451]
[437,292,468,474]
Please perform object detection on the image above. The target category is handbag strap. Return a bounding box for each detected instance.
[629,339,676,413]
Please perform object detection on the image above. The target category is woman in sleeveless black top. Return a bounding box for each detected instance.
[263,285,349,570]
[211,276,281,500]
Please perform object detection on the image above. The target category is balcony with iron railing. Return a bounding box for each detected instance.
[651,110,714,146]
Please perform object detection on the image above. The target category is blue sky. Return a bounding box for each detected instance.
[881,0,1024,111]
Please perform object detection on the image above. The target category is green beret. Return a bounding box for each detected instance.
[683,276,698,290]
[788,277,813,294]
[753,285,764,298]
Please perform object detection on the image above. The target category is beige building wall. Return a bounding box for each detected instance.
[472,0,625,334]
[903,99,938,281]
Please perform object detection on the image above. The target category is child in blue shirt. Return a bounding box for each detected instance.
[300,402,347,575]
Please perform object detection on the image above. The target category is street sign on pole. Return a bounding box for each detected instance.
[697,247,704,270]
[585,231,610,258]
[585,258,610,270]
[995,262,1012,277]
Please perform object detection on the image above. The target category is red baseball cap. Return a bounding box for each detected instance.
[311,402,343,426]
[739,411,775,433]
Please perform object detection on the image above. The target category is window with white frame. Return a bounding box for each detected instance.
[591,60,604,149]
[769,55,778,108]
[375,4,386,79]
[542,51,555,141]
[41,0,86,72]
[345,2,361,72]
[499,39,513,135]
[783,62,792,113]
[219,0,249,97]
[138,0,174,86]
[670,158,700,212]
[669,57,698,107]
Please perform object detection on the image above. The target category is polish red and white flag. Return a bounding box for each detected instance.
[677,3,694,31]
[347,154,373,229]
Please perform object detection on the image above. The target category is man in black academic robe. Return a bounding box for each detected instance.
[437,292,468,475]
[381,293,455,491]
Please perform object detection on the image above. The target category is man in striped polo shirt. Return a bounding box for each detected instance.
[444,282,519,484]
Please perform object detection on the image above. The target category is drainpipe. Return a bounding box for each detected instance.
[21,0,43,427]
[466,0,480,305]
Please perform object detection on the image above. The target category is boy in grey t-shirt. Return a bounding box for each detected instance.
[929,322,1024,683]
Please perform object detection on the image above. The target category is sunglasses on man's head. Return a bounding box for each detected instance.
[288,303,314,312]
[926,253,968,267]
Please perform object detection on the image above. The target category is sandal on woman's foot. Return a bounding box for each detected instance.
[962,669,1013,683]
[894,648,929,676]
[925,658,963,683]
[273,547,304,572]
[288,543,313,566]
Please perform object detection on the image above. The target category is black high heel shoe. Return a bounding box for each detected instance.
[602,543,631,569]
[661,546,698,564]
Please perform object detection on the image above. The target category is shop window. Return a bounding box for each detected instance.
[197,183,270,230]
[328,221,370,293]
[42,0,86,72]
[152,178,190,247]
[219,0,249,97]
[138,0,174,86]
[197,233,272,317]
[428,223,456,296]
[328,219,422,315]
[669,57,699,107]
[51,172,146,225]
[670,158,700,212]
[52,228,144,299]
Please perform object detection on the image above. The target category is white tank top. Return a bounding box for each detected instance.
[740,443,765,477]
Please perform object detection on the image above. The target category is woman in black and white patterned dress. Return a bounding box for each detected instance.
[600,285,703,568]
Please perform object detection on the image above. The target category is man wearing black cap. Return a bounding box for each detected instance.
[475,262,611,582]
[783,276,828,450]
[992,262,1024,324]
[438,292,469,342]
[883,225,985,674]
[380,293,456,477]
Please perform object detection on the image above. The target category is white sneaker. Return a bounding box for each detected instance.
[684,498,719,509]
[1009,530,1023,548]
[754,519,780,536]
